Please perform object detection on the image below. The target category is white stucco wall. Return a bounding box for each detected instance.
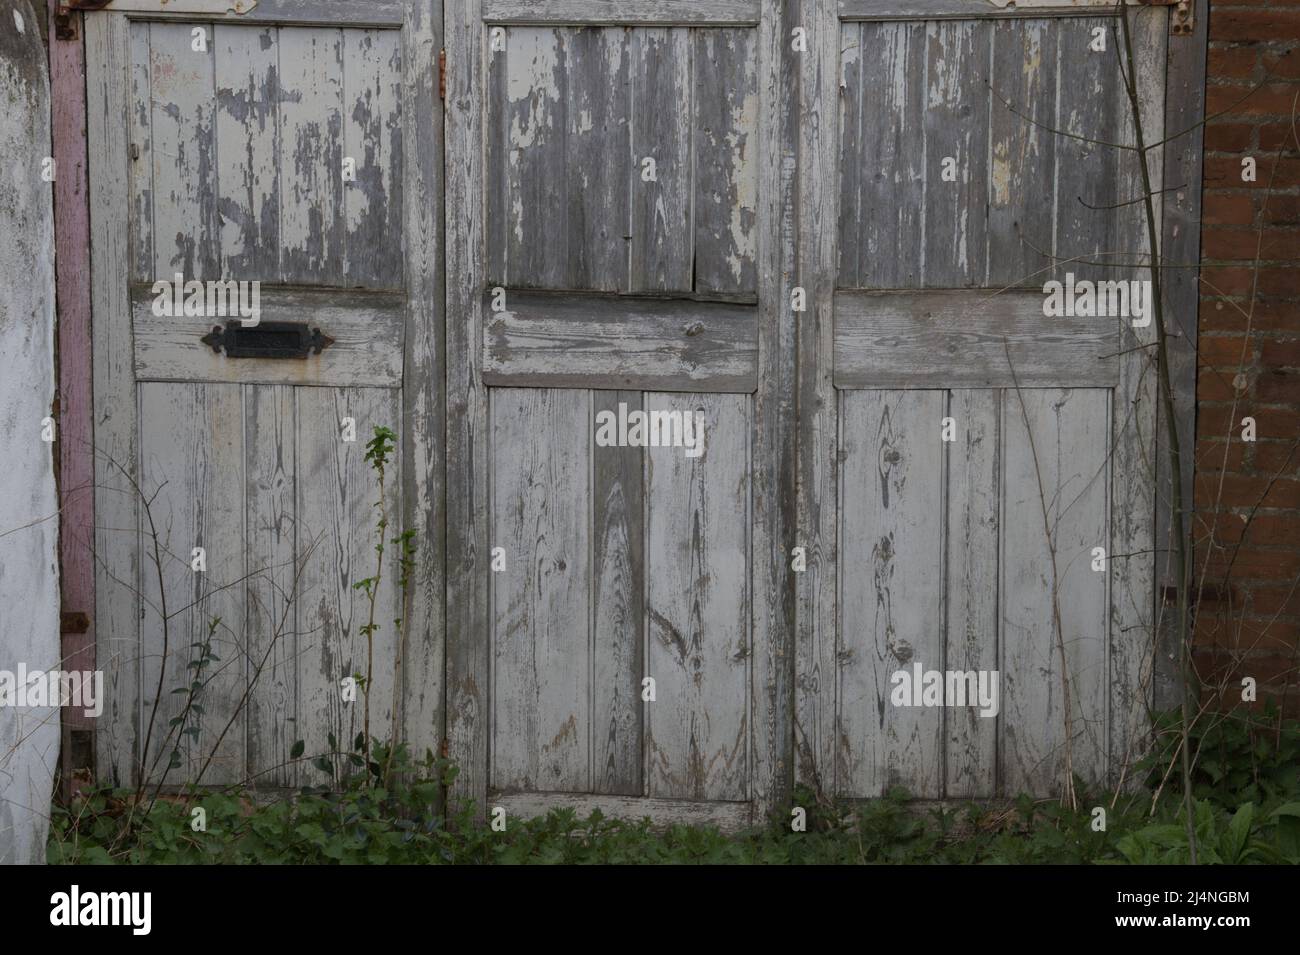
[0,0,60,865]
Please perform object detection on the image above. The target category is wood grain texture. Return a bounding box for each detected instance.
[49,0,98,737]
[131,286,406,387]
[394,0,444,794]
[214,24,281,281]
[795,0,841,802]
[483,291,758,392]
[838,391,945,798]
[101,0,408,26]
[277,26,345,284]
[445,0,491,815]
[245,385,298,787]
[839,0,1123,19]
[944,389,999,798]
[147,20,220,281]
[920,19,989,287]
[987,18,1056,287]
[748,0,797,819]
[88,11,142,786]
[645,393,750,801]
[295,387,402,788]
[1000,388,1108,796]
[1109,6,1162,782]
[343,29,404,288]
[629,28,691,293]
[492,792,752,831]
[592,391,644,795]
[137,382,246,786]
[484,0,761,24]
[833,290,1118,390]
[490,388,591,792]
[693,29,758,296]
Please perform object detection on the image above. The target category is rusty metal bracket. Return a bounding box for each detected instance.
[1139,0,1195,37]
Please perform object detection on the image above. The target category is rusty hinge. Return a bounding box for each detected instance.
[1139,0,1195,37]
[438,49,447,101]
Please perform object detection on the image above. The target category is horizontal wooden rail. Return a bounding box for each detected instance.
[131,285,405,388]
[102,0,407,28]
[491,792,753,832]
[834,289,1119,390]
[483,0,761,25]
[484,290,759,393]
[839,0,1124,21]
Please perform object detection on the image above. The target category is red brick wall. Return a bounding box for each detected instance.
[1195,0,1300,715]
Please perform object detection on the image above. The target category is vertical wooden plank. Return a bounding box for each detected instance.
[245,385,297,787]
[485,25,509,288]
[278,26,345,285]
[852,21,926,289]
[49,0,97,746]
[564,27,629,291]
[137,383,246,786]
[693,28,758,297]
[987,18,1056,288]
[446,0,490,814]
[214,24,281,281]
[921,19,989,288]
[343,28,404,287]
[295,387,401,784]
[1001,388,1109,796]
[750,0,797,820]
[592,391,643,795]
[836,21,862,289]
[128,21,154,284]
[1053,16,1119,284]
[645,393,750,801]
[396,0,445,791]
[490,388,590,792]
[501,27,566,288]
[1111,6,1163,782]
[838,391,944,798]
[795,0,841,803]
[629,28,691,294]
[148,20,219,282]
[88,11,141,787]
[944,389,999,798]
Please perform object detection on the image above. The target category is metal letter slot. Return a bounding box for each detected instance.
[201,321,335,359]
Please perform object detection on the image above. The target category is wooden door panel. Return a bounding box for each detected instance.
[91,1,438,790]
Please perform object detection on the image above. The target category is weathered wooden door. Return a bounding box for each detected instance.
[795,1,1165,800]
[87,0,441,788]
[446,0,789,826]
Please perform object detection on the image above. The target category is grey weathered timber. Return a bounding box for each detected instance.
[1109,6,1162,784]
[483,292,758,392]
[1000,388,1109,795]
[214,23,281,280]
[295,387,402,788]
[484,0,761,25]
[794,0,840,801]
[645,393,751,801]
[693,29,759,296]
[131,287,406,388]
[395,0,444,789]
[492,792,752,832]
[833,290,1119,390]
[490,388,591,792]
[91,1,439,791]
[592,391,645,796]
[88,11,142,787]
[100,0,407,27]
[245,384,298,788]
[839,390,945,797]
[137,382,247,786]
[748,0,797,820]
[944,390,1000,798]
[839,0,1124,20]
[445,0,491,815]
[629,28,692,293]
